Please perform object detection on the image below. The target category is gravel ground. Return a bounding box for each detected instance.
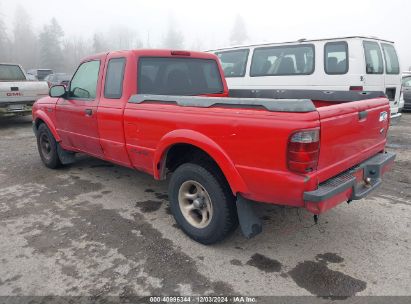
[0,113,410,300]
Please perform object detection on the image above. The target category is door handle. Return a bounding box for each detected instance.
[85,109,92,116]
[358,110,368,120]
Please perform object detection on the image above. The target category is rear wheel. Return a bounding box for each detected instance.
[36,123,62,169]
[168,163,238,244]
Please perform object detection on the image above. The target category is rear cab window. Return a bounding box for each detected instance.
[215,49,249,77]
[381,43,400,75]
[250,44,315,76]
[324,41,348,74]
[138,57,224,95]
[363,41,384,74]
[0,64,26,81]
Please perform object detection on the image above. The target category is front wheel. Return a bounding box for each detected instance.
[168,163,238,244]
[36,123,62,169]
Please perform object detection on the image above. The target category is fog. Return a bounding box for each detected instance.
[0,0,410,72]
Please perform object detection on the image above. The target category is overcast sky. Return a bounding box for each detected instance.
[1,0,410,70]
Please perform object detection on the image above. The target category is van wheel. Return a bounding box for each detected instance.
[36,123,62,169]
[168,163,238,244]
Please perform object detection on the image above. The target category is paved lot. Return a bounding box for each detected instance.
[0,114,410,298]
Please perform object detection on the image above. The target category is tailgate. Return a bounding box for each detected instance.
[0,81,48,103]
[316,97,390,182]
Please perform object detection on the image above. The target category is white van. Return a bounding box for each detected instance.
[208,36,402,120]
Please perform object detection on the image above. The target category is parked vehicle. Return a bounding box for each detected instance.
[32,49,395,244]
[208,36,403,122]
[402,73,411,111]
[0,63,49,117]
[27,68,53,81]
[44,73,72,87]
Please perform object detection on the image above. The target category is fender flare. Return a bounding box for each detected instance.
[153,129,248,195]
[33,110,61,142]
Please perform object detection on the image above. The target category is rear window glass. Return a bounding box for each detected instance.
[324,42,348,74]
[216,49,248,77]
[250,44,315,76]
[363,41,383,74]
[138,57,224,95]
[37,70,53,80]
[0,65,26,81]
[104,58,126,99]
[381,43,400,75]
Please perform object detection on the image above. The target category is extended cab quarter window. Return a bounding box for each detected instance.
[138,57,223,95]
[381,43,400,75]
[104,58,126,99]
[69,60,100,99]
[363,41,383,74]
[250,44,314,76]
[324,42,348,74]
[216,49,249,77]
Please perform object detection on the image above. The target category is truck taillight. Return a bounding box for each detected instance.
[287,129,320,174]
[349,86,363,91]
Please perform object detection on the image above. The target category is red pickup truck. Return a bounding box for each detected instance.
[32,49,395,244]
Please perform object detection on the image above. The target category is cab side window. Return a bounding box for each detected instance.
[324,42,348,74]
[381,43,400,75]
[104,58,126,99]
[69,60,100,99]
[363,41,383,74]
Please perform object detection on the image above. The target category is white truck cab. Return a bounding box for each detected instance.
[208,36,402,121]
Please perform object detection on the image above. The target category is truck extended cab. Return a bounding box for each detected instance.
[0,64,49,117]
[32,49,395,244]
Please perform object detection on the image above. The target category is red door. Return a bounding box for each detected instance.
[55,59,105,158]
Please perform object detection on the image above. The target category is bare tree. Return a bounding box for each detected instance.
[162,15,184,49]
[62,36,91,72]
[106,25,143,50]
[229,15,248,46]
[12,5,38,69]
[93,33,108,53]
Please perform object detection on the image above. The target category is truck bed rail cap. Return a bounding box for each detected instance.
[128,94,316,113]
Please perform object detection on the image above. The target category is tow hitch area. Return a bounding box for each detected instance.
[236,195,262,239]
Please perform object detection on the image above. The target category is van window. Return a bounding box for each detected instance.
[381,44,400,75]
[215,49,248,77]
[104,58,126,99]
[138,57,224,95]
[363,41,383,74]
[403,77,411,87]
[250,44,314,76]
[324,42,348,74]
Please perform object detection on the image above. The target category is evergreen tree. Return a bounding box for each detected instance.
[39,18,64,71]
[162,16,184,49]
[229,15,248,46]
[12,5,38,69]
[0,3,10,62]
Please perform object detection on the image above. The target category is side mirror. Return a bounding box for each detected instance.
[49,85,66,98]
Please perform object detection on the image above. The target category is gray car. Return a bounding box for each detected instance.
[402,75,411,111]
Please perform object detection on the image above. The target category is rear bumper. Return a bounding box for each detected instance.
[390,111,402,124]
[303,152,395,214]
[0,102,34,117]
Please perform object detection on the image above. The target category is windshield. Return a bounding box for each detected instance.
[138,57,224,96]
[0,64,26,81]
